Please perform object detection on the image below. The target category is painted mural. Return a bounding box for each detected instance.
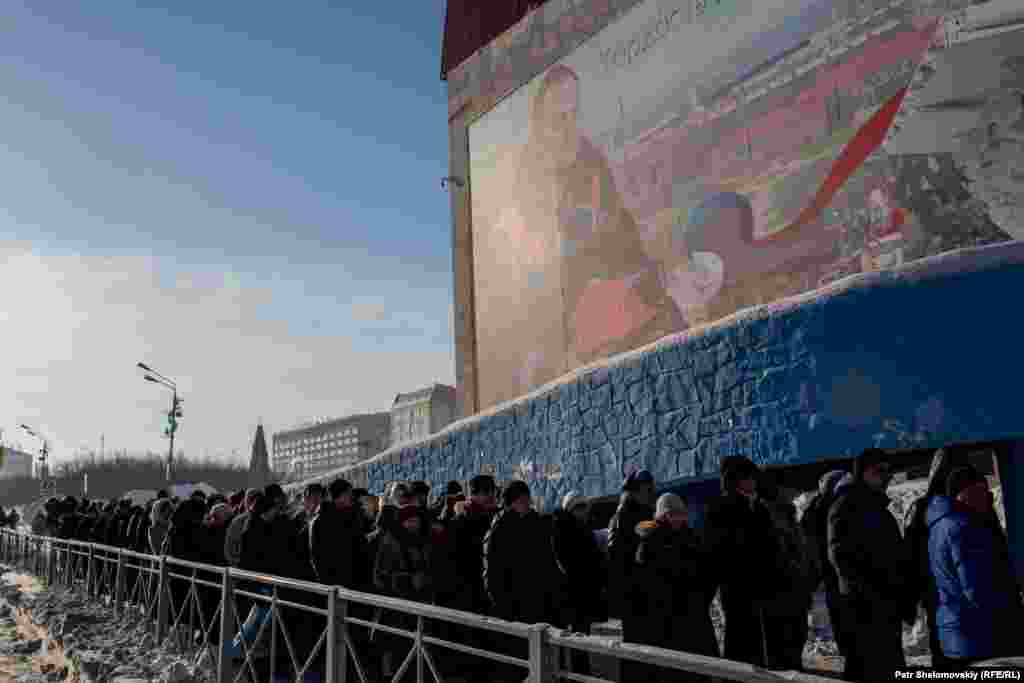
[467,0,1015,410]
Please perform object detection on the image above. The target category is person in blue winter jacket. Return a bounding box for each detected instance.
[927,465,1024,667]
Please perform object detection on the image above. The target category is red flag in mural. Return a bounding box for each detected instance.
[791,86,910,230]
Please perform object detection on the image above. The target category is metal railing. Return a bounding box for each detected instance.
[0,529,836,683]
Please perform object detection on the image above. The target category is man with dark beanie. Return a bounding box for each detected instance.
[926,465,1024,667]
[605,469,656,682]
[828,448,910,681]
[703,455,780,668]
[483,480,561,683]
[450,475,499,614]
[410,481,431,510]
[309,478,367,591]
[309,478,371,680]
[444,474,500,681]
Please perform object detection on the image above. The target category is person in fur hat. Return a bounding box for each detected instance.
[702,455,780,667]
[632,493,718,683]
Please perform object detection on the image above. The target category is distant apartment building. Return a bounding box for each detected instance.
[391,384,457,446]
[0,447,34,479]
[272,413,390,480]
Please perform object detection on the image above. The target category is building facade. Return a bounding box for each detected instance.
[391,384,457,447]
[286,0,1024,584]
[272,413,390,480]
[0,447,33,479]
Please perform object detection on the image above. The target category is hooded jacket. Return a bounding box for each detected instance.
[926,496,1024,659]
[309,501,367,589]
[703,470,780,607]
[165,498,206,561]
[904,449,958,613]
[827,480,909,612]
[447,499,498,614]
[551,506,605,623]
[633,519,719,664]
[224,509,251,567]
[483,507,560,624]
[798,470,847,593]
[148,499,174,555]
[373,524,434,602]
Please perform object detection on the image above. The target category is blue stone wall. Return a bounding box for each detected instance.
[291,243,1024,512]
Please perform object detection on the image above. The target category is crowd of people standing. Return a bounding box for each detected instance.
[22,446,1024,682]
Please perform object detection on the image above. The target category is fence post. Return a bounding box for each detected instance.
[47,541,55,586]
[217,569,235,683]
[86,545,96,598]
[155,556,170,643]
[527,624,556,683]
[325,589,349,683]
[114,550,125,614]
[64,543,72,587]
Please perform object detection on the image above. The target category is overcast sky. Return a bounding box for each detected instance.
[0,1,454,466]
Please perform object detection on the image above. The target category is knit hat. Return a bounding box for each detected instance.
[397,504,420,525]
[621,469,654,492]
[853,448,888,482]
[561,491,589,512]
[469,475,496,496]
[720,455,758,491]
[655,493,687,518]
[328,478,352,499]
[503,480,531,507]
[445,480,463,496]
[946,465,986,499]
[264,484,285,503]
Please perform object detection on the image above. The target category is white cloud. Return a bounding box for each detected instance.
[0,245,454,468]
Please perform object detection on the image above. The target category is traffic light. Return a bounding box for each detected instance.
[166,396,183,435]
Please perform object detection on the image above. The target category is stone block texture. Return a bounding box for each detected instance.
[298,243,1024,510]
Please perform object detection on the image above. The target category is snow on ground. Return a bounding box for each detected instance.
[0,566,215,683]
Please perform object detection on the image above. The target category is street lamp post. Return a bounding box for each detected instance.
[20,424,52,494]
[137,362,182,486]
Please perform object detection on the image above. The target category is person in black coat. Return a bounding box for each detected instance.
[633,493,718,683]
[238,486,303,675]
[798,470,848,657]
[309,478,368,590]
[291,483,323,583]
[162,497,207,641]
[445,475,499,683]
[702,455,780,668]
[902,448,968,669]
[288,483,325,677]
[551,491,605,676]
[56,497,80,540]
[607,468,657,652]
[309,478,370,678]
[483,480,561,683]
[828,448,911,682]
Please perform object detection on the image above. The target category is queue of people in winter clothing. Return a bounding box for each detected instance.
[22,447,1024,682]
